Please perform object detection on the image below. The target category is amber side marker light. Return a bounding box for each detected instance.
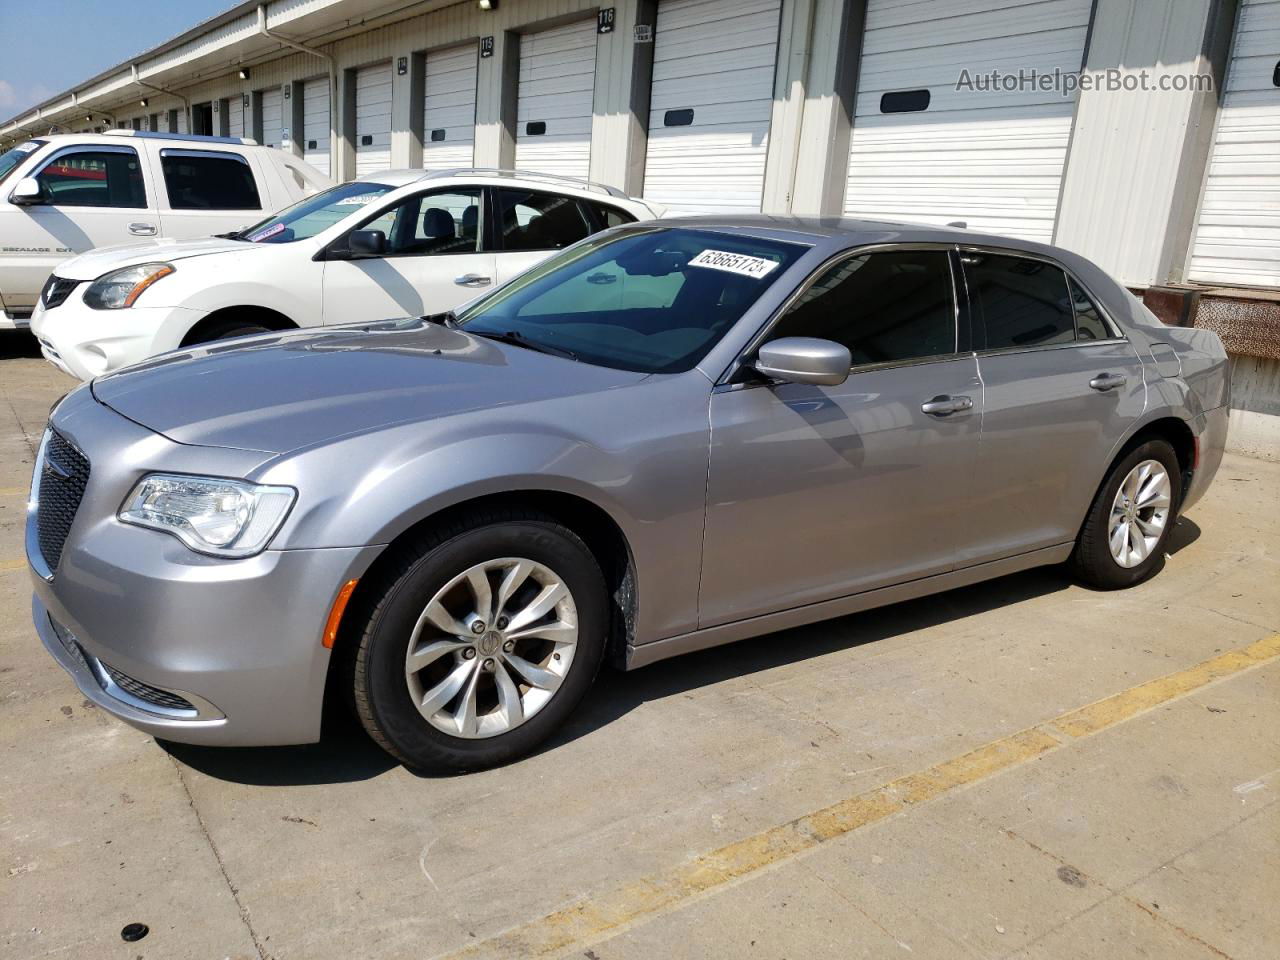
[323,579,360,648]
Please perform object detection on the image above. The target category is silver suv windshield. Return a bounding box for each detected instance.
[0,140,46,186]
[235,180,394,243]
[457,226,808,374]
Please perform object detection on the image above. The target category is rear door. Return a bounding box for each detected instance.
[961,250,1147,564]
[700,247,984,626]
[151,146,266,239]
[3,143,158,309]
[321,186,495,322]
[491,186,597,285]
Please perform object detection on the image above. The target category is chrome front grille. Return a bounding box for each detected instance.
[34,430,90,574]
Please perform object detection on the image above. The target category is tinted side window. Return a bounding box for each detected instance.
[36,150,146,208]
[354,188,483,256]
[767,250,957,365]
[966,254,1073,349]
[497,188,592,251]
[160,152,261,210]
[592,202,636,229]
[1068,277,1112,341]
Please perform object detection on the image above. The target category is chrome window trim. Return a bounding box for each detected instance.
[719,241,966,387]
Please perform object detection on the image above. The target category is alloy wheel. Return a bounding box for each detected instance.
[1108,459,1172,568]
[403,557,578,738]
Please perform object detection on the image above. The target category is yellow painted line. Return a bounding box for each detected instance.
[1053,632,1280,738]
[441,634,1280,960]
[0,486,28,498]
[0,558,29,575]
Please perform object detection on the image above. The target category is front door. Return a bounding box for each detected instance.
[700,247,983,627]
[322,186,496,322]
[3,144,157,310]
[959,251,1148,563]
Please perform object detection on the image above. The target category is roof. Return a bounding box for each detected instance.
[647,214,1059,251]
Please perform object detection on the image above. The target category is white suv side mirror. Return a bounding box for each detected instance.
[10,177,43,205]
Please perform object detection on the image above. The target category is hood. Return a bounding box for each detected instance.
[53,236,273,281]
[91,318,648,455]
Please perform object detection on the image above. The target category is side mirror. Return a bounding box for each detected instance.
[9,177,43,205]
[753,337,852,387]
[346,229,387,258]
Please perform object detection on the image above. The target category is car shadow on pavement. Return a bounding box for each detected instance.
[163,563,1077,785]
[0,330,42,359]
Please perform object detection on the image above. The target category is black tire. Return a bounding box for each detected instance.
[185,318,272,345]
[352,508,608,772]
[1070,439,1182,590]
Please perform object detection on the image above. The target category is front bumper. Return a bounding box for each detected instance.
[31,541,377,747]
[28,387,382,747]
[30,293,205,381]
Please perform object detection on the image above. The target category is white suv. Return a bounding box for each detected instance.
[0,130,330,328]
[30,169,661,380]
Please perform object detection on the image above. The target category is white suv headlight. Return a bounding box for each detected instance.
[84,262,175,310]
[119,474,296,558]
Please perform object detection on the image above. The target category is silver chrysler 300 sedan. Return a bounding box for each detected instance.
[29,218,1229,771]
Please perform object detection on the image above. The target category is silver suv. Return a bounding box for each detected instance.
[29,218,1229,771]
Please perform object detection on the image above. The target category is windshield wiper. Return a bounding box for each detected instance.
[421,310,459,329]
[470,329,579,362]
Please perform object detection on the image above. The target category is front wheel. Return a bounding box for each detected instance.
[352,511,608,772]
[1071,440,1182,589]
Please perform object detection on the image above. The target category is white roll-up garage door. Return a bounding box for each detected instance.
[303,77,331,177]
[515,20,597,180]
[1189,0,1280,287]
[356,63,393,177]
[643,0,782,214]
[226,97,244,140]
[422,43,478,170]
[844,0,1092,243]
[260,87,284,149]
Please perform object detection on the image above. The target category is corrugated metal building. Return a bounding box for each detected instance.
[1,0,1277,455]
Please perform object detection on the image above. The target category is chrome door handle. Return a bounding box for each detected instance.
[921,395,974,417]
[128,222,157,236]
[1089,373,1127,392]
[454,274,492,287]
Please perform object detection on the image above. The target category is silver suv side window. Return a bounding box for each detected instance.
[34,148,146,208]
[766,249,957,366]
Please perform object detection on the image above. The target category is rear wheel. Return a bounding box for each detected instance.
[352,510,608,771]
[1071,440,1181,589]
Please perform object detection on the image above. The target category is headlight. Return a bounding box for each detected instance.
[118,474,295,558]
[84,262,175,310]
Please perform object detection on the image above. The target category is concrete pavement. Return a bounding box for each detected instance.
[1,331,1276,960]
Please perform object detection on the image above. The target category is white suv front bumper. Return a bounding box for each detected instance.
[30,288,206,381]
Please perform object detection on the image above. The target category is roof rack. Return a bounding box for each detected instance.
[101,129,259,146]
[422,167,627,199]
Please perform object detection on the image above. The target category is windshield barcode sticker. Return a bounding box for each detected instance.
[247,222,285,242]
[688,249,780,279]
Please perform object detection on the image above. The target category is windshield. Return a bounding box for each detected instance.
[236,180,394,243]
[457,227,808,374]
[0,139,45,187]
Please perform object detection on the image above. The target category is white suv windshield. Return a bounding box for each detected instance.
[236,181,394,243]
[0,140,45,186]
